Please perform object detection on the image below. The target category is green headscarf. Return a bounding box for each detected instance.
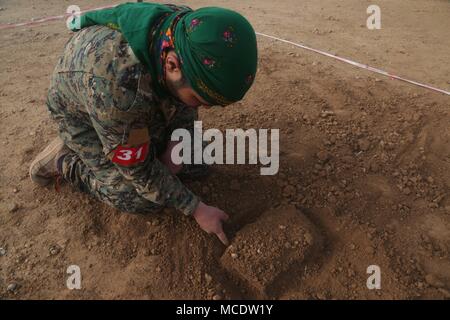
[70,2,258,106]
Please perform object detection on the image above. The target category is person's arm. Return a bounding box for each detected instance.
[86,75,229,244]
[86,76,199,215]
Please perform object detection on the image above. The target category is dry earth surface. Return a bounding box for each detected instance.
[0,0,449,299]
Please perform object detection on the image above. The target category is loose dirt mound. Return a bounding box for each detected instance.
[221,206,323,298]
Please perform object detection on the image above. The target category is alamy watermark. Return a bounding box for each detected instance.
[66,5,81,30]
[366,5,381,30]
[171,121,279,175]
[66,265,82,290]
[366,264,381,289]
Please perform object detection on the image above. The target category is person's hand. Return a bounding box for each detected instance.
[193,201,230,246]
[158,141,183,174]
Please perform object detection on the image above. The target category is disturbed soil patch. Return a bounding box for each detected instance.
[0,0,449,299]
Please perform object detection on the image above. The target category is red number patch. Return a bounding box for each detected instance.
[112,142,149,166]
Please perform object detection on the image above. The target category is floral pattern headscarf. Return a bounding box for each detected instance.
[71,3,258,106]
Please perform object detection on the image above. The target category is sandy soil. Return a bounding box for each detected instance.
[0,0,449,299]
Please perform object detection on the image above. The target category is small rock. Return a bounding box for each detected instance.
[212,294,222,300]
[304,232,314,245]
[320,110,334,118]
[49,245,60,256]
[349,243,356,250]
[316,292,327,300]
[7,283,18,292]
[205,273,213,286]
[230,253,238,259]
[13,188,19,193]
[8,203,19,213]
[0,247,6,256]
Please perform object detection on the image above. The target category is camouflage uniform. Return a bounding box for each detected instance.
[46,25,200,215]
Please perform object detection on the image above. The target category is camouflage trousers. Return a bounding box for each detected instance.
[47,73,205,214]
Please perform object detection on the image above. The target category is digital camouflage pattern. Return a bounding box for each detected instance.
[47,25,200,215]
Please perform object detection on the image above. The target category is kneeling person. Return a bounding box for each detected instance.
[29,2,258,245]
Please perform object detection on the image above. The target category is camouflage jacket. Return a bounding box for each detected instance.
[53,25,199,215]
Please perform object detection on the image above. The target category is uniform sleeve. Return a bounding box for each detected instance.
[85,75,199,216]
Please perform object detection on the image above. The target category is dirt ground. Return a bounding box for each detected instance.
[0,0,449,300]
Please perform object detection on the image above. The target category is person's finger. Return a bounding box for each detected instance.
[216,230,229,246]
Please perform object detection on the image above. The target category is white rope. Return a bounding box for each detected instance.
[256,32,449,96]
[0,9,448,96]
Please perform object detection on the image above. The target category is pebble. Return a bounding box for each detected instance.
[230,253,238,259]
[316,292,327,300]
[0,247,6,256]
[7,283,18,292]
[212,294,223,300]
[304,232,314,245]
[204,273,213,286]
[8,203,19,213]
[49,246,60,256]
